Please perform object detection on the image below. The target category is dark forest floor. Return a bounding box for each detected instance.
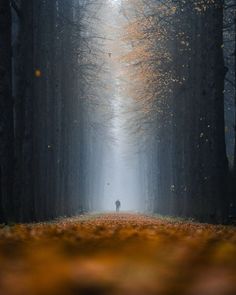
[0,213,236,295]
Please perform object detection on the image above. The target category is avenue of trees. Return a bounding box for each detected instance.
[0,0,235,223]
[0,0,106,222]
[122,0,236,222]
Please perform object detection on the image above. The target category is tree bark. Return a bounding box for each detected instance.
[0,0,14,222]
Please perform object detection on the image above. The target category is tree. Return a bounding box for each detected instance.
[0,0,14,222]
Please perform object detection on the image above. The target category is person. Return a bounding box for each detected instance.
[115,200,121,213]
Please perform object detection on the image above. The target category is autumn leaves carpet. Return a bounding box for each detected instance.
[0,213,236,295]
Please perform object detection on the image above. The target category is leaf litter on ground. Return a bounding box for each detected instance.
[0,213,236,295]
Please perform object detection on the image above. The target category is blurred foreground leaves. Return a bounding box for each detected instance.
[0,214,236,295]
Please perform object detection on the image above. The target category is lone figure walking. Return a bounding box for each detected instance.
[115,200,121,213]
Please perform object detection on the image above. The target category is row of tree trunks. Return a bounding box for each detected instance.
[0,0,89,222]
[170,1,228,222]
[121,0,231,222]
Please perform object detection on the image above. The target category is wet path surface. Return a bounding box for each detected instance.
[0,213,236,295]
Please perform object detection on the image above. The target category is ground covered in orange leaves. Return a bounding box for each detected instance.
[0,213,236,295]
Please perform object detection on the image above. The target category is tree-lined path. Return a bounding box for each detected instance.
[0,213,236,295]
[1,1,236,293]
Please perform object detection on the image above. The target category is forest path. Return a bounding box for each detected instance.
[0,213,236,295]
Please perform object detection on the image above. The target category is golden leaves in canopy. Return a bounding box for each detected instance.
[121,0,219,132]
[121,0,175,126]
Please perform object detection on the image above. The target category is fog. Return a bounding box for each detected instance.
[83,0,145,213]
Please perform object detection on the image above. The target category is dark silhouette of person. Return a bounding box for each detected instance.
[115,200,121,212]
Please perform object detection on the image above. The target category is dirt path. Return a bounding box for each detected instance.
[0,213,236,295]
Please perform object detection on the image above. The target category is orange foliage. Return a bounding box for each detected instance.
[120,0,176,137]
[120,0,221,138]
[0,213,236,295]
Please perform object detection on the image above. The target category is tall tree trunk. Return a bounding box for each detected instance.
[0,0,14,222]
[14,0,37,222]
[191,0,228,222]
[234,0,236,176]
